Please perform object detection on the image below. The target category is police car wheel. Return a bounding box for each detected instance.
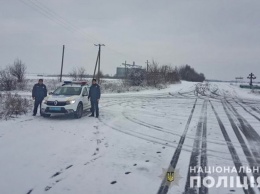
[74,103,83,119]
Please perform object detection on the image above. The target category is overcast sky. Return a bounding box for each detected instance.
[1,0,260,80]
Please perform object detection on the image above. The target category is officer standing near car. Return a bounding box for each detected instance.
[88,78,101,118]
[32,79,47,116]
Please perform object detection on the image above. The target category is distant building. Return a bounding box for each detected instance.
[116,62,145,78]
[116,67,127,78]
[116,67,145,78]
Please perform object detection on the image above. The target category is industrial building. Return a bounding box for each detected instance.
[116,62,145,78]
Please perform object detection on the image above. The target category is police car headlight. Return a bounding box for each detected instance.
[66,100,76,105]
[43,99,47,104]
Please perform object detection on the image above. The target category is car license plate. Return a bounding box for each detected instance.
[49,107,61,111]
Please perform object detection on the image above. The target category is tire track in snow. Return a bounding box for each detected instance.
[211,101,256,194]
[222,101,260,192]
[222,101,258,165]
[157,98,197,194]
[225,100,260,164]
[124,112,250,151]
[122,111,241,157]
[98,117,176,148]
[101,99,250,163]
[234,101,260,122]
[250,106,260,114]
[184,100,207,194]
[199,100,208,194]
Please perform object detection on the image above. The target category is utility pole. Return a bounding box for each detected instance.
[59,45,65,82]
[93,50,99,79]
[247,73,256,88]
[146,60,149,72]
[94,44,105,84]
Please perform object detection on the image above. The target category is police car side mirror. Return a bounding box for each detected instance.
[49,92,53,95]
[82,94,88,97]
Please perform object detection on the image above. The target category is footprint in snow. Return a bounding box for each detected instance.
[111,181,117,184]
[26,189,33,194]
[66,165,73,169]
[51,172,61,178]
[45,186,52,191]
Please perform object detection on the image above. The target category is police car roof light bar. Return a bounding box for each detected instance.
[63,81,87,86]
[63,81,72,84]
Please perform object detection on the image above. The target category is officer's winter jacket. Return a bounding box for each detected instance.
[32,83,47,100]
[88,84,101,101]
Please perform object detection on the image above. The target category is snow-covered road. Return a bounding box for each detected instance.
[1,82,260,194]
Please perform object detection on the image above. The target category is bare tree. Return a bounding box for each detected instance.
[160,65,169,83]
[146,60,162,87]
[78,67,86,80]
[0,69,17,91]
[0,92,30,119]
[97,70,104,79]
[127,68,145,86]
[9,59,26,82]
[69,67,87,81]
[145,61,180,87]
[160,65,180,83]
[69,67,78,81]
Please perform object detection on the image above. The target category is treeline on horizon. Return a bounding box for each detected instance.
[0,59,206,91]
[178,64,205,82]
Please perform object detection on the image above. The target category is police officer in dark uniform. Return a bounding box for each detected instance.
[88,79,101,118]
[32,79,47,116]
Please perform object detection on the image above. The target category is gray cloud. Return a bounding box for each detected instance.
[0,0,260,81]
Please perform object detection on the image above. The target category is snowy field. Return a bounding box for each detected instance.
[1,82,260,194]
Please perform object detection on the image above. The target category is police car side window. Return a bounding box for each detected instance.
[83,88,88,96]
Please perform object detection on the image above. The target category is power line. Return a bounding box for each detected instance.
[31,0,101,43]
[20,0,76,34]
[20,0,99,44]
[19,0,150,63]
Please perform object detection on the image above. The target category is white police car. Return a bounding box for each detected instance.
[41,81,91,118]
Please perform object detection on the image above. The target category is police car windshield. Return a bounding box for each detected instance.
[53,87,82,96]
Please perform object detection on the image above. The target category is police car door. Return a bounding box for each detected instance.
[82,87,89,110]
